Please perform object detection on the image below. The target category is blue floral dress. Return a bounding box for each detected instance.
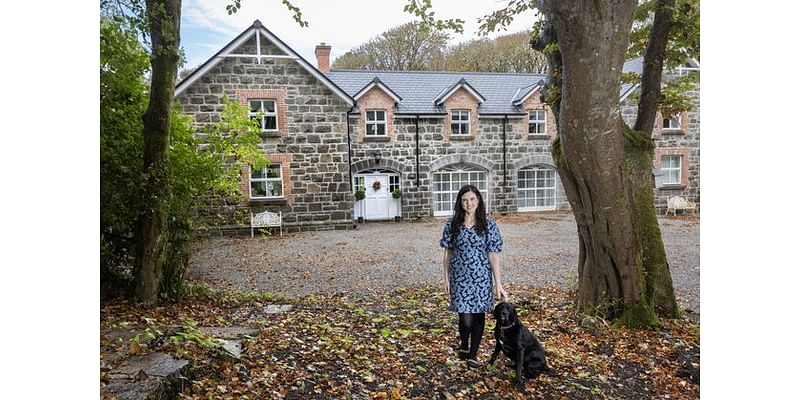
[439,218,503,313]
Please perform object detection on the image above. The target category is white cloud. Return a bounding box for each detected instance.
[181,0,538,68]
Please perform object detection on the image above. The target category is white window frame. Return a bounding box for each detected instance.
[365,110,387,136]
[528,110,547,135]
[249,163,283,199]
[661,155,681,185]
[517,166,557,211]
[663,113,681,131]
[249,99,278,132]
[450,110,471,135]
[432,164,488,216]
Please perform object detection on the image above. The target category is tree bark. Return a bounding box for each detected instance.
[134,0,182,305]
[629,0,680,317]
[546,0,658,325]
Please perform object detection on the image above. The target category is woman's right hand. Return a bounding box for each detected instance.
[443,278,450,294]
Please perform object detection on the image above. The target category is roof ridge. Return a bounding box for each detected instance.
[329,69,546,77]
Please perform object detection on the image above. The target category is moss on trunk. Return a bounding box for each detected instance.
[623,126,680,319]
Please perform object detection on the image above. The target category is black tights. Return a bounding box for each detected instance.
[457,312,486,359]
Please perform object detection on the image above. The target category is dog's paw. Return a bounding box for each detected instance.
[513,378,527,392]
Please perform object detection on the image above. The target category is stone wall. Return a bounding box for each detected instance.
[176,35,354,232]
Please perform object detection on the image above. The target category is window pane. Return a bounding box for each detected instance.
[376,111,386,121]
[366,124,375,135]
[251,181,267,197]
[265,116,277,130]
[266,164,281,178]
[264,101,276,113]
[249,101,261,112]
[451,123,460,134]
[377,124,386,135]
[367,111,375,121]
[251,167,265,179]
[266,181,282,197]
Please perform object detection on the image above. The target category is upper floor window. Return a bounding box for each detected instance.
[450,110,470,135]
[528,110,547,135]
[250,164,283,199]
[249,99,278,132]
[661,155,681,185]
[366,110,387,136]
[663,113,681,130]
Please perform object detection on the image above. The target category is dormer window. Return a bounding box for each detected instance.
[366,110,387,136]
[249,99,278,131]
[450,110,470,135]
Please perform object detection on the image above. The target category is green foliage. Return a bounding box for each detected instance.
[226,0,308,27]
[475,0,537,36]
[100,17,149,286]
[659,73,698,116]
[101,17,268,300]
[355,189,366,201]
[392,189,402,199]
[403,0,465,34]
[627,0,700,69]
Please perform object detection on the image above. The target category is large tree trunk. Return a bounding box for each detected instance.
[629,0,680,317]
[546,0,658,326]
[134,0,182,305]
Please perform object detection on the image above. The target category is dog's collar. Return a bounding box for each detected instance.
[499,321,515,330]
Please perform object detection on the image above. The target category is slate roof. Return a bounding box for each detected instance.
[327,69,548,115]
[620,56,644,101]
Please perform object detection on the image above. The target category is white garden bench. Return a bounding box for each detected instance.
[665,196,697,216]
[250,210,282,237]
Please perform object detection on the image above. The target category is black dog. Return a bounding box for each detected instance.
[488,302,550,391]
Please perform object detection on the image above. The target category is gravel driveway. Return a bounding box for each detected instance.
[189,212,700,313]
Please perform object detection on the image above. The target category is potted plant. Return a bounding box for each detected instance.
[391,189,402,222]
[355,189,365,223]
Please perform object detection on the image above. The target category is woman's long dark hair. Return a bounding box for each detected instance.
[450,184,488,237]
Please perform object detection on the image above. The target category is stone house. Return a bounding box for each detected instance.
[175,20,700,232]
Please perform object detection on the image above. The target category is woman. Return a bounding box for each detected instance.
[439,184,508,367]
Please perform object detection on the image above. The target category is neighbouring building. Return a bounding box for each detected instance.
[175,20,700,232]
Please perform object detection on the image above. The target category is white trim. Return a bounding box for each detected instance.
[365,109,387,136]
[175,25,354,106]
[434,80,486,105]
[248,99,279,132]
[450,109,470,135]
[354,81,402,103]
[517,165,557,212]
[512,85,541,106]
[528,109,547,135]
[660,155,681,185]
[619,83,640,103]
[393,114,447,119]
[662,113,681,130]
[249,163,284,199]
[220,54,298,60]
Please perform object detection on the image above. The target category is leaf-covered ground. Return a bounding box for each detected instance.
[100,284,699,399]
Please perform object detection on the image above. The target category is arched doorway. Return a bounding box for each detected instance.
[354,169,401,221]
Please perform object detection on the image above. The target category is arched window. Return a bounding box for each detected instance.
[432,163,488,216]
[517,165,556,211]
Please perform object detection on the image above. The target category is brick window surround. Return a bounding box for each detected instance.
[240,153,293,204]
[654,110,689,137]
[520,90,555,139]
[443,88,479,141]
[356,87,395,142]
[653,147,690,188]
[236,89,288,135]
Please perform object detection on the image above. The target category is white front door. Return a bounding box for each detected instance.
[364,175,390,220]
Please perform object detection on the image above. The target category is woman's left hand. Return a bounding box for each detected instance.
[496,286,509,302]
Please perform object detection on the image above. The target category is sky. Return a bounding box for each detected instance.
[181,0,539,70]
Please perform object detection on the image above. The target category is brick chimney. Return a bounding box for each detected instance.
[315,43,332,74]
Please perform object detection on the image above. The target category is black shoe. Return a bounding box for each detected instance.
[452,345,469,360]
[467,358,482,368]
